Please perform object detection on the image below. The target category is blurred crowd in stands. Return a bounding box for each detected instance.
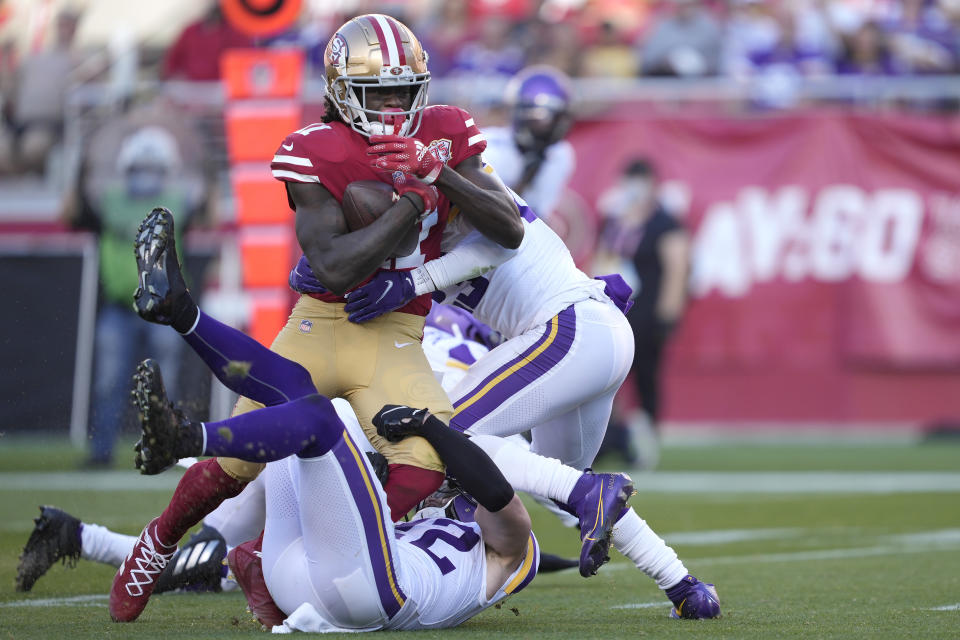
[1,0,959,181]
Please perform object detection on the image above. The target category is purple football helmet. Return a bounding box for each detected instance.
[506,65,573,153]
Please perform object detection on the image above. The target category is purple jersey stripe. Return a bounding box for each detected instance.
[518,203,537,223]
[332,432,406,618]
[450,306,576,431]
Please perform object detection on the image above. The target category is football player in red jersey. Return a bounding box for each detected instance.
[110,14,523,623]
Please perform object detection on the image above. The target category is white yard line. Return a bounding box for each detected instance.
[607,528,960,571]
[665,528,804,545]
[0,594,107,608]
[928,604,960,611]
[630,471,960,494]
[0,471,183,492]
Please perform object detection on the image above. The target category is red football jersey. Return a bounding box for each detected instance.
[270,105,487,316]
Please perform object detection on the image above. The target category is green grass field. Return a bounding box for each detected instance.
[1,434,959,639]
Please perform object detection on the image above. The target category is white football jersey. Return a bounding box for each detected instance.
[388,519,539,630]
[482,126,575,221]
[439,193,606,339]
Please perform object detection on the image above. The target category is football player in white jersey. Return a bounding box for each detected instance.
[344,181,632,477]
[480,66,575,221]
[112,286,647,631]
[17,301,719,622]
[341,177,723,617]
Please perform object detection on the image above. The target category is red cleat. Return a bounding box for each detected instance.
[109,517,177,622]
[227,534,286,629]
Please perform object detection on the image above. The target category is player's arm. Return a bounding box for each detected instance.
[373,406,532,596]
[368,135,524,249]
[343,216,516,323]
[438,154,524,249]
[289,182,422,296]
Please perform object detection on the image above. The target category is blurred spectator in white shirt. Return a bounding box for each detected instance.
[639,0,723,77]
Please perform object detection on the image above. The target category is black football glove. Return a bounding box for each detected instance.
[373,404,431,443]
[365,451,390,486]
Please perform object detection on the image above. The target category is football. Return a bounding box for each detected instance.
[341,180,396,231]
[341,180,420,257]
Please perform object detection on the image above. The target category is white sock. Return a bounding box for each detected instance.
[470,434,583,502]
[80,523,139,567]
[612,508,688,590]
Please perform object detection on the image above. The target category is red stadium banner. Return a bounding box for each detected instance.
[566,109,960,425]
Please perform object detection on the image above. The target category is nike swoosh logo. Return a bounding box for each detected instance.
[374,280,393,305]
[395,341,414,348]
[675,598,686,617]
[282,142,294,151]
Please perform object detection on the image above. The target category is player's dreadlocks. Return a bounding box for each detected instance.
[322,97,346,125]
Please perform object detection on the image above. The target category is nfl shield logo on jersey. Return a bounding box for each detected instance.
[299,319,313,334]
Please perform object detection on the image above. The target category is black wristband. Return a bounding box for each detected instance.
[418,415,514,513]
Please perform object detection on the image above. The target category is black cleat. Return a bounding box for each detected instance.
[16,506,82,592]
[132,359,201,475]
[133,207,190,326]
[155,525,227,595]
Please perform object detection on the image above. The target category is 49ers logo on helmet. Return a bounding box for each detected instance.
[329,34,348,68]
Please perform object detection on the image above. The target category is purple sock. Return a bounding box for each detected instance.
[183,310,316,406]
[202,395,343,461]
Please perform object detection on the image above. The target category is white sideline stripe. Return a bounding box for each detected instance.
[631,471,960,493]
[611,601,668,610]
[4,471,960,494]
[272,169,319,183]
[0,471,183,492]
[928,603,960,611]
[272,154,313,167]
[607,528,960,572]
[0,594,107,608]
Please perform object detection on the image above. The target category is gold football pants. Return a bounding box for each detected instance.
[218,296,452,482]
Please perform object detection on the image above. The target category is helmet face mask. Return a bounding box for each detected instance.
[324,14,431,138]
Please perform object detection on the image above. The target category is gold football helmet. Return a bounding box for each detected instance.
[324,14,430,138]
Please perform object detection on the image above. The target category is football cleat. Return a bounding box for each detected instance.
[109,517,178,622]
[667,574,722,620]
[227,533,286,629]
[570,470,635,577]
[132,358,201,475]
[15,505,82,592]
[154,525,227,595]
[133,206,189,326]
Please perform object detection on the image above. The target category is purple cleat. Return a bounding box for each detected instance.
[667,575,722,619]
[569,471,635,577]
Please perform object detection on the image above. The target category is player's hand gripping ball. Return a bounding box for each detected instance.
[367,135,445,184]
